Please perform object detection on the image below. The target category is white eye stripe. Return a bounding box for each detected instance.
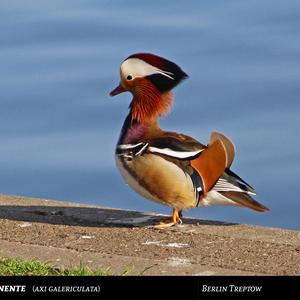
[121,58,174,80]
[153,70,174,80]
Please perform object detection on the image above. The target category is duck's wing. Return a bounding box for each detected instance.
[210,169,269,212]
[117,131,269,212]
[116,132,205,160]
[148,132,205,160]
[213,169,256,195]
[148,131,234,194]
[117,131,236,194]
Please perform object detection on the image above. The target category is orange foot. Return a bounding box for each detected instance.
[153,209,183,229]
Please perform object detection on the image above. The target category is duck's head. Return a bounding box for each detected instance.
[110,53,188,96]
[110,53,188,122]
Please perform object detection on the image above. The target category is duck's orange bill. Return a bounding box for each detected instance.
[110,83,126,96]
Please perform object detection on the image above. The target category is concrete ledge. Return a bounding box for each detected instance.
[0,194,299,275]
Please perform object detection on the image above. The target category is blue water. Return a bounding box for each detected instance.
[1,0,299,230]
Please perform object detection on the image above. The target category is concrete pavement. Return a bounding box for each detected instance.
[0,194,299,275]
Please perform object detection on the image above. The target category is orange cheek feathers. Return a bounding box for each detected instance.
[129,78,173,122]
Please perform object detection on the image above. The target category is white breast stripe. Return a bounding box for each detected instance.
[117,143,149,159]
[118,143,145,150]
[116,153,133,159]
[148,146,203,159]
[135,143,149,156]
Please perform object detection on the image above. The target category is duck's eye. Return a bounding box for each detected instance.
[126,75,133,80]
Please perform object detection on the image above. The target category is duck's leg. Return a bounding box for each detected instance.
[153,208,183,228]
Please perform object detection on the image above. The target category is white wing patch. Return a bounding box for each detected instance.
[213,178,256,195]
[117,143,203,160]
[199,190,238,207]
[148,146,203,159]
[121,58,174,80]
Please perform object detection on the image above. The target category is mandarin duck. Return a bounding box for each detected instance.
[110,53,269,228]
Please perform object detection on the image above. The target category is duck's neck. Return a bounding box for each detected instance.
[118,91,173,145]
[130,90,173,123]
[118,115,160,145]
